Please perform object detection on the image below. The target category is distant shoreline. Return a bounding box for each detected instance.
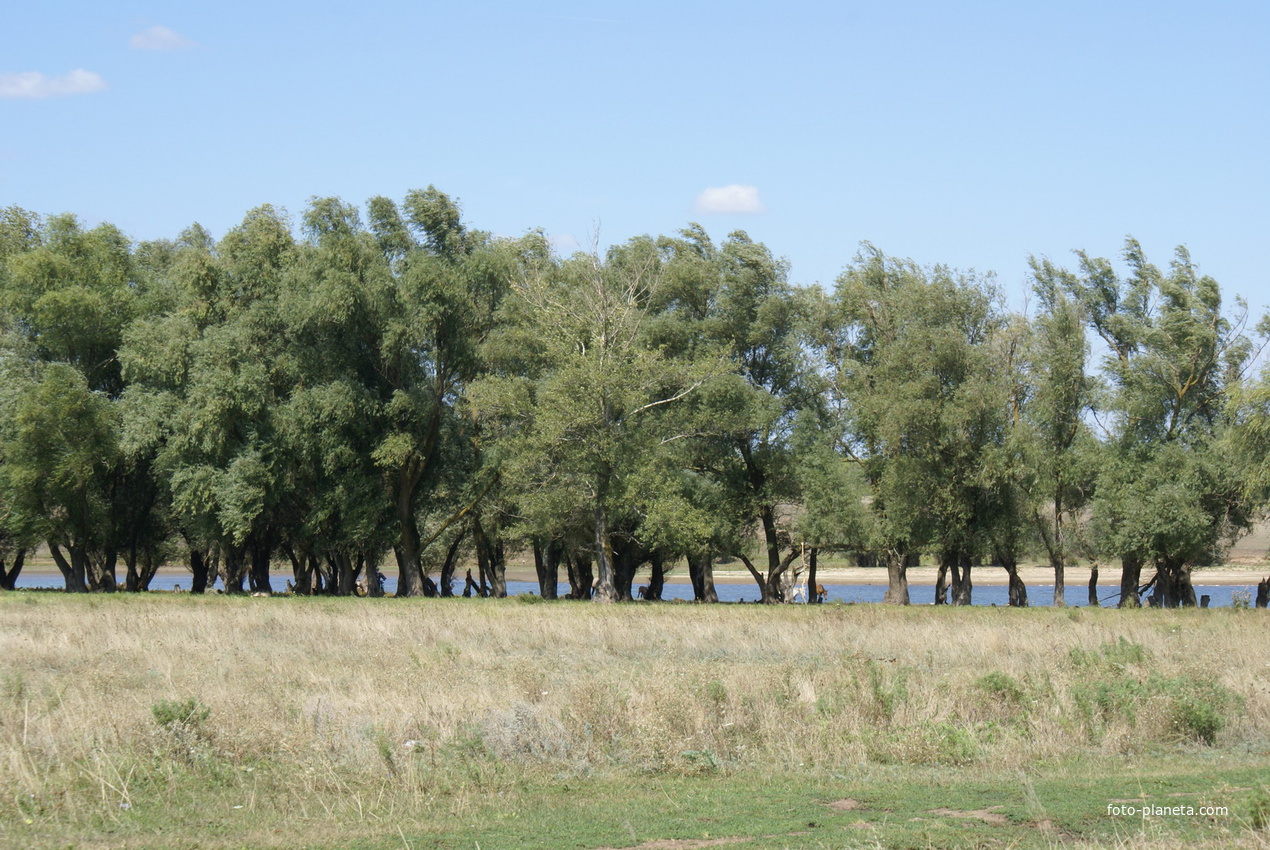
[11,563,1267,588]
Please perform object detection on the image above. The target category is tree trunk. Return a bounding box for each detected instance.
[806,547,818,604]
[592,494,616,603]
[934,559,948,605]
[1052,551,1066,607]
[950,551,972,606]
[736,553,767,602]
[1156,557,1197,608]
[646,552,666,601]
[189,546,210,594]
[1257,577,1269,608]
[612,536,641,601]
[688,550,718,603]
[50,543,88,593]
[439,532,465,597]
[566,551,594,600]
[759,505,783,603]
[248,542,273,594]
[882,548,909,605]
[1118,555,1143,608]
[1087,563,1099,607]
[537,539,562,600]
[0,548,26,590]
[1004,560,1028,607]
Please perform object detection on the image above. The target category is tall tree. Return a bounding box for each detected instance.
[1047,239,1253,606]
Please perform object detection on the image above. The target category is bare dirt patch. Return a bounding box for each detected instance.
[826,797,863,811]
[927,806,1009,824]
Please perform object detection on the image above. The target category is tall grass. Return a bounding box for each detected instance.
[0,595,1265,846]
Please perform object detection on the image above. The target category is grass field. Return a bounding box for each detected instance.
[0,593,1267,848]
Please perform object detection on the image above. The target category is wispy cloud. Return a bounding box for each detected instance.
[130,25,194,51]
[0,69,107,99]
[694,184,766,214]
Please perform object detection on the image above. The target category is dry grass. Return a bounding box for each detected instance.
[0,594,1267,847]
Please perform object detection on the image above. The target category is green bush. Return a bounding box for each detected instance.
[151,697,210,731]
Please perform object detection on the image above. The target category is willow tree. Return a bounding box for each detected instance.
[472,236,715,602]
[1051,239,1253,606]
[828,246,1007,604]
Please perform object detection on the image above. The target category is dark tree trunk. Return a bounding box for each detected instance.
[567,551,594,600]
[688,550,718,603]
[1088,564,1099,607]
[806,547,818,604]
[934,559,948,605]
[1003,560,1028,607]
[189,546,211,594]
[221,545,248,594]
[612,535,642,601]
[759,505,784,603]
[248,542,273,594]
[646,552,666,601]
[0,548,26,590]
[1256,577,1269,608]
[393,461,428,597]
[537,539,562,600]
[439,532,465,597]
[1155,557,1197,608]
[1118,555,1143,608]
[737,553,768,602]
[50,543,88,593]
[89,550,118,593]
[472,517,503,598]
[882,548,909,605]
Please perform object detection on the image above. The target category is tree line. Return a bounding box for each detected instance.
[1,190,1267,607]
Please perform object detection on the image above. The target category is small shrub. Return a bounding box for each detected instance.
[1231,589,1253,610]
[151,697,210,731]
[978,671,1027,707]
[1164,677,1241,745]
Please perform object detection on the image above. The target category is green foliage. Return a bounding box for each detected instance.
[1250,786,1270,830]
[151,697,210,730]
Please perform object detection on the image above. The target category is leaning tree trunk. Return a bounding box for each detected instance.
[882,548,910,605]
[1087,563,1099,607]
[439,532,465,597]
[934,559,949,605]
[0,548,26,590]
[1118,554,1143,608]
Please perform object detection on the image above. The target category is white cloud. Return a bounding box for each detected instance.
[0,69,107,99]
[130,25,194,51]
[694,184,766,214]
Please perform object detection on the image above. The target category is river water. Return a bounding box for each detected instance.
[12,571,1257,607]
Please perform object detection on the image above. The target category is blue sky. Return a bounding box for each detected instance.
[2,1,1267,312]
